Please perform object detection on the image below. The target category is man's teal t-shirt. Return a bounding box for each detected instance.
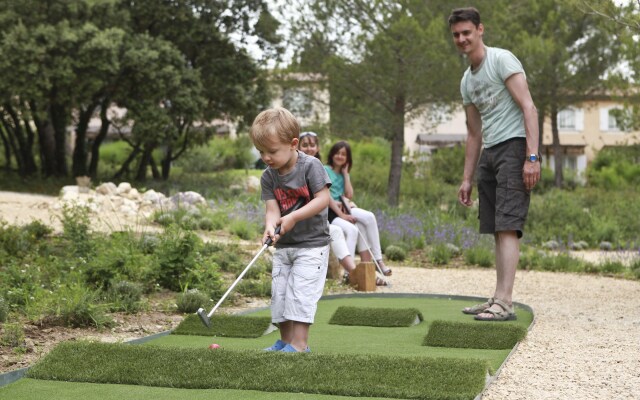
[460,46,526,148]
[324,165,344,201]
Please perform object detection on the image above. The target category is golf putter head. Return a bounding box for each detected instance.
[196,307,211,328]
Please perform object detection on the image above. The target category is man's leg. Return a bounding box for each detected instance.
[477,230,518,318]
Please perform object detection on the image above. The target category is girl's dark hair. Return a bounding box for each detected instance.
[327,141,353,172]
[448,7,481,28]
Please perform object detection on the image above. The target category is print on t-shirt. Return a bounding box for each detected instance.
[274,185,310,213]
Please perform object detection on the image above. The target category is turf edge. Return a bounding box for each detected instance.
[328,306,424,327]
[423,320,527,350]
[172,314,273,338]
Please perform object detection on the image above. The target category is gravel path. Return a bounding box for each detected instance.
[383,267,640,400]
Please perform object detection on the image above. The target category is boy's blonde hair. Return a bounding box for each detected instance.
[250,107,300,149]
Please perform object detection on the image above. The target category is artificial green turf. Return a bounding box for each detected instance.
[328,306,423,327]
[150,297,533,372]
[27,341,487,400]
[173,314,273,338]
[423,320,528,350]
[0,379,396,400]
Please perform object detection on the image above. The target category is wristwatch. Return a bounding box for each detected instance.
[527,154,541,163]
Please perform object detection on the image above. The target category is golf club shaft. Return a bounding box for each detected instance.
[206,243,269,318]
[354,223,386,276]
[341,196,386,277]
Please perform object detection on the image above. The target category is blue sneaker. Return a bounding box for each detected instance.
[280,344,310,353]
[264,339,287,351]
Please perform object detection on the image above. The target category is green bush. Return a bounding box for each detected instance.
[155,226,203,291]
[43,284,113,328]
[1,322,25,348]
[0,296,8,323]
[429,243,453,265]
[236,279,271,297]
[464,246,494,268]
[60,205,95,257]
[106,281,144,313]
[384,245,407,262]
[176,289,209,314]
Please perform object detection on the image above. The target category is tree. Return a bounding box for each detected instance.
[287,0,463,206]
[580,0,640,131]
[495,0,623,187]
[0,0,281,181]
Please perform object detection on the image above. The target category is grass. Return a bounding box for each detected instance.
[328,306,423,327]
[27,341,486,400]
[423,320,528,350]
[172,314,273,338]
[2,379,395,399]
[4,295,533,399]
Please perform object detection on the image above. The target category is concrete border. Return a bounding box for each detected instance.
[0,292,535,399]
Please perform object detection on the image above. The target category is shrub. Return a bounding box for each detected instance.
[385,245,407,262]
[429,243,453,265]
[600,261,625,275]
[155,226,202,291]
[60,205,95,257]
[229,219,258,240]
[464,246,494,268]
[176,289,209,314]
[106,281,144,313]
[0,296,8,323]
[44,284,113,328]
[236,279,271,297]
[1,322,25,348]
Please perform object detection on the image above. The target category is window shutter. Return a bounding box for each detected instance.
[599,108,609,131]
[575,108,584,131]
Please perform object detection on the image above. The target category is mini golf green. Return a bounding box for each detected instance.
[1,294,534,400]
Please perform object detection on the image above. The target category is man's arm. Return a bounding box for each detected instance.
[458,104,483,207]
[505,72,540,191]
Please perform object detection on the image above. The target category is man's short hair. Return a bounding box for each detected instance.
[448,7,481,28]
[250,107,300,149]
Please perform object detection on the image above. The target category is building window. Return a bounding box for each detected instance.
[600,107,622,132]
[557,108,583,131]
[282,87,313,119]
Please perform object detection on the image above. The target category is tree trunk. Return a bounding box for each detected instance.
[112,147,141,180]
[161,146,172,180]
[72,104,98,177]
[50,101,68,177]
[0,120,14,171]
[135,145,154,181]
[4,105,37,176]
[89,100,111,178]
[387,95,405,207]
[550,105,564,188]
[30,101,57,177]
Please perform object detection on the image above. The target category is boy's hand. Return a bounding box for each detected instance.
[263,225,278,245]
[277,214,296,236]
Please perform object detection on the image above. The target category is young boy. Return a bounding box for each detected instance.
[250,107,332,353]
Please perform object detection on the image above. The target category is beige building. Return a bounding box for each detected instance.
[405,100,640,178]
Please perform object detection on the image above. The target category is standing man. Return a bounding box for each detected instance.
[449,7,540,321]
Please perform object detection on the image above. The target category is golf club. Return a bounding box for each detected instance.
[340,196,389,283]
[197,197,306,328]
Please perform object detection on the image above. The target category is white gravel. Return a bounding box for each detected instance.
[382,267,640,400]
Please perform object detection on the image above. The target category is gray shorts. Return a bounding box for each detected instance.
[477,138,530,238]
[270,245,329,324]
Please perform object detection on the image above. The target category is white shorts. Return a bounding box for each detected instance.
[270,245,329,324]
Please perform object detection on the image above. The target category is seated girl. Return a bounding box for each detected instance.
[324,140,392,277]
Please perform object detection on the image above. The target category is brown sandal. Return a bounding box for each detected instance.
[462,298,494,315]
[474,299,517,321]
[376,277,389,286]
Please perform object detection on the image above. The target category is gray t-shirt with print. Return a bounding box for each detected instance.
[260,151,331,248]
